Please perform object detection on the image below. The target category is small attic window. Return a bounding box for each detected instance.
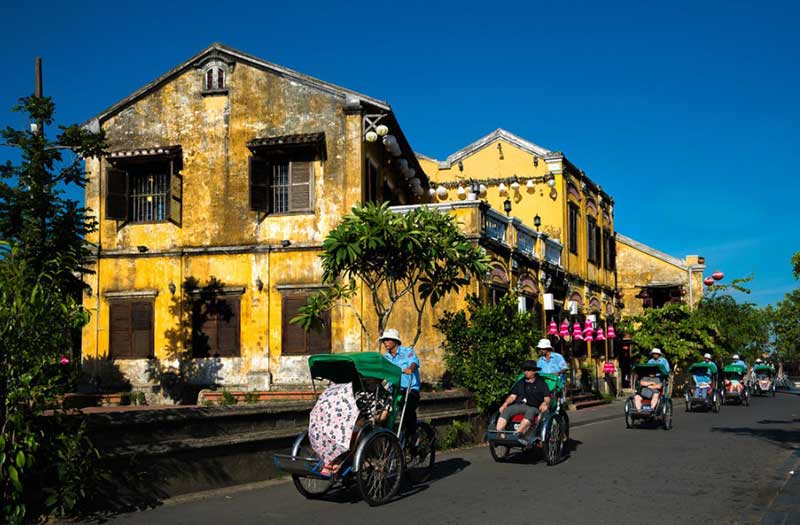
[200,59,230,95]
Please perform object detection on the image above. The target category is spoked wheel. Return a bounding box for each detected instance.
[662,399,673,430]
[355,431,404,506]
[624,399,633,429]
[404,422,436,485]
[291,432,333,499]
[772,388,776,397]
[744,390,751,406]
[712,391,720,413]
[544,416,565,465]
[685,393,691,413]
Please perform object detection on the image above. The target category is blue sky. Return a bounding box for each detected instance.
[2,0,798,306]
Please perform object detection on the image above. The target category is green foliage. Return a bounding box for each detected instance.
[793,251,800,281]
[0,95,106,298]
[437,419,472,450]
[694,292,769,364]
[766,289,800,373]
[0,245,100,523]
[220,391,238,406]
[291,202,490,347]
[438,293,539,412]
[243,391,260,404]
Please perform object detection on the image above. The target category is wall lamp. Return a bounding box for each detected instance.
[137,245,148,253]
[255,277,264,292]
[168,281,176,295]
[281,239,291,247]
[503,197,512,216]
[533,155,539,167]
[534,214,541,231]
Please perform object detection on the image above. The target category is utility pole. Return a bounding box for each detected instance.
[33,57,44,135]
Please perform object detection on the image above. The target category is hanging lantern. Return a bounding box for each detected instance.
[584,319,594,331]
[607,325,616,339]
[712,271,724,281]
[548,320,558,336]
[479,184,487,195]
[595,328,606,341]
[584,332,594,343]
[457,185,465,196]
[510,180,520,191]
[572,322,583,341]
[436,185,448,198]
[704,277,714,286]
[559,319,570,337]
[498,182,507,194]
[428,187,436,197]
[526,179,535,189]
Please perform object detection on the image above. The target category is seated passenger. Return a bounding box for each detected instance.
[634,371,663,410]
[725,375,743,393]
[495,360,551,439]
[693,365,712,399]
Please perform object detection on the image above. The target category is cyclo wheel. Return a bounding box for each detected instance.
[544,415,565,465]
[488,413,511,462]
[744,389,751,406]
[404,422,436,485]
[712,391,720,413]
[291,431,334,499]
[355,431,404,506]
[662,399,673,430]
[624,399,633,429]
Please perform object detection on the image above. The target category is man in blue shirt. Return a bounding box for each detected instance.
[693,354,714,399]
[536,338,568,376]
[647,348,670,374]
[731,354,747,369]
[380,329,420,436]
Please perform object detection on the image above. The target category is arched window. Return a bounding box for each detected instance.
[204,65,225,91]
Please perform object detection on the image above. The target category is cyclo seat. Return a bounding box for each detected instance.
[508,413,539,429]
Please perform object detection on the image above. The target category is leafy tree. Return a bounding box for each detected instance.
[292,202,489,347]
[766,290,800,374]
[438,294,539,412]
[0,95,106,297]
[617,303,715,372]
[792,251,800,280]
[694,294,769,364]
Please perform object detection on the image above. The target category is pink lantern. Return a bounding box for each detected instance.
[584,332,594,343]
[559,319,570,337]
[596,328,606,341]
[548,320,558,336]
[712,271,724,281]
[572,322,583,341]
[584,319,593,331]
[607,325,616,339]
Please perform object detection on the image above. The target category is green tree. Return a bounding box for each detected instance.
[792,251,800,280]
[617,303,715,372]
[437,294,539,412]
[0,95,106,297]
[292,202,489,347]
[767,289,800,374]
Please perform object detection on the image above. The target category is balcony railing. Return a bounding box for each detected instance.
[516,228,536,257]
[545,238,562,266]
[484,209,508,244]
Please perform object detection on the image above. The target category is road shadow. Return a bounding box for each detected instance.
[710,425,800,450]
[757,419,800,425]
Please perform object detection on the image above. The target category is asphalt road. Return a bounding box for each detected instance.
[89,394,800,525]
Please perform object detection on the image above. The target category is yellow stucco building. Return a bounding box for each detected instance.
[418,129,620,387]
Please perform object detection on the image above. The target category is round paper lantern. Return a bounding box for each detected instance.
[712,271,724,281]
[704,277,714,286]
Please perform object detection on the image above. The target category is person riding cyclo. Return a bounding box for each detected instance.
[536,338,567,398]
[692,353,716,399]
[634,349,669,411]
[726,354,747,394]
[495,360,552,441]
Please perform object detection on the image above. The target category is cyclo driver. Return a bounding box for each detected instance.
[495,360,551,440]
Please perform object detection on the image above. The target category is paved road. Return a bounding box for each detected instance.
[89,394,800,525]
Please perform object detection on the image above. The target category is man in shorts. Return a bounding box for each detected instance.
[495,360,551,438]
[634,370,663,411]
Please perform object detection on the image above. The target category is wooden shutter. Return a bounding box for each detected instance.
[105,167,129,221]
[282,295,310,355]
[217,298,240,357]
[289,161,312,212]
[130,302,154,358]
[193,301,218,358]
[308,308,331,354]
[249,156,271,212]
[109,302,132,359]
[168,159,182,226]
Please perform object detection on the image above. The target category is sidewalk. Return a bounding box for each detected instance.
[755,450,800,525]
[569,399,623,428]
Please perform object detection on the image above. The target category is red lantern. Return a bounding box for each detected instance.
[712,271,724,281]
[704,277,714,286]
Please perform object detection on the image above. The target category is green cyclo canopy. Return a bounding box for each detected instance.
[513,372,563,393]
[753,365,773,375]
[633,363,669,376]
[723,364,747,375]
[688,362,718,374]
[308,352,402,386]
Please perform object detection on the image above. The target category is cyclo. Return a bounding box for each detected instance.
[624,363,673,429]
[684,361,721,413]
[753,364,776,397]
[485,373,569,465]
[273,352,436,506]
[721,364,751,406]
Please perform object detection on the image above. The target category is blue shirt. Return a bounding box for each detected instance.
[648,357,671,374]
[384,346,421,391]
[693,372,711,386]
[537,352,567,375]
[732,360,747,368]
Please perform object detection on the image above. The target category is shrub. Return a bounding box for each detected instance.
[437,420,472,450]
[243,391,260,404]
[221,391,238,406]
[438,293,539,412]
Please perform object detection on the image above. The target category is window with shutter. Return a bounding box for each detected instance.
[568,203,579,255]
[192,297,241,358]
[281,293,330,355]
[169,159,182,225]
[105,167,129,221]
[587,217,597,263]
[249,156,271,212]
[109,300,153,359]
[289,161,312,212]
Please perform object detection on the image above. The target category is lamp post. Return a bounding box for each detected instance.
[534,214,541,231]
[503,197,512,216]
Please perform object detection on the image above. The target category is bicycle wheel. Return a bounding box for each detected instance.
[405,422,436,485]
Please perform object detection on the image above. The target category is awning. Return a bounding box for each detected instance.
[107,145,182,160]
[247,132,327,160]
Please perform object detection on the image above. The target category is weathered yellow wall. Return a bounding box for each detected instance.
[616,239,705,316]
